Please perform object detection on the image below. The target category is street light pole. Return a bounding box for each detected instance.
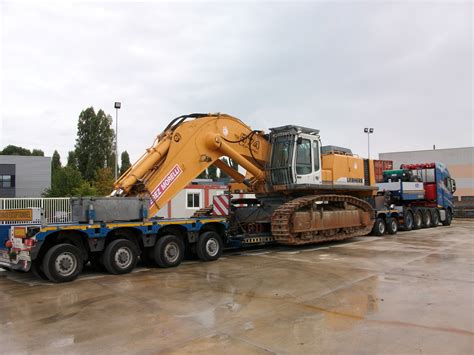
[364,127,374,159]
[114,102,121,180]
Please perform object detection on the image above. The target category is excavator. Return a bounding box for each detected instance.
[112,113,377,245]
[0,112,382,282]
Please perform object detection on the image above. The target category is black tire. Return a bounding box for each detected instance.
[196,231,223,261]
[403,210,414,231]
[442,209,452,226]
[89,252,105,272]
[386,217,398,235]
[153,235,185,268]
[31,259,49,281]
[42,244,83,283]
[413,210,423,230]
[141,247,157,267]
[103,239,139,275]
[431,209,440,227]
[422,209,432,228]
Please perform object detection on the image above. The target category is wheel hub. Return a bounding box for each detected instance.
[115,247,132,268]
[380,223,385,234]
[205,239,218,257]
[164,242,179,263]
[55,252,77,277]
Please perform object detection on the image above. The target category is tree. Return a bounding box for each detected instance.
[43,166,84,197]
[219,157,230,178]
[31,149,45,156]
[120,151,131,175]
[66,151,78,169]
[108,151,116,173]
[207,164,218,181]
[51,150,61,172]
[75,107,115,181]
[197,169,208,179]
[93,167,114,196]
[72,182,97,197]
[229,158,238,171]
[1,145,33,156]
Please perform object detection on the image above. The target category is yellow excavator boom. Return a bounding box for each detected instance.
[111,113,270,216]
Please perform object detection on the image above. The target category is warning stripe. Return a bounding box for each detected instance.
[213,195,229,216]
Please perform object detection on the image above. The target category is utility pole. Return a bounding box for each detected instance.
[364,127,374,159]
[114,102,121,180]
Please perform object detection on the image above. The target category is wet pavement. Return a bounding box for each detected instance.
[1,220,473,354]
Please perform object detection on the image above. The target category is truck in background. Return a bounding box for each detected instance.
[374,162,456,233]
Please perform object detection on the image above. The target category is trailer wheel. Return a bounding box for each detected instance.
[413,210,423,230]
[442,209,452,226]
[422,209,431,228]
[431,209,440,227]
[153,235,184,268]
[386,217,398,235]
[196,231,223,261]
[141,247,157,267]
[42,243,83,283]
[403,210,414,231]
[372,218,386,236]
[31,259,49,281]
[103,239,138,275]
[89,252,105,272]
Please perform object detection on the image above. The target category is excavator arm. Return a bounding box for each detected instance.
[111,113,270,216]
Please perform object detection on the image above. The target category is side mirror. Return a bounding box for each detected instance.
[451,179,456,193]
[296,137,303,144]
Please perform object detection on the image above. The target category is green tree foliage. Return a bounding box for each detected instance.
[51,150,61,172]
[72,182,97,197]
[66,151,78,169]
[108,152,116,174]
[0,145,44,156]
[197,169,208,179]
[31,149,45,156]
[120,151,131,175]
[75,107,115,181]
[219,157,230,178]
[229,158,238,171]
[93,167,114,196]
[207,164,218,181]
[43,167,84,197]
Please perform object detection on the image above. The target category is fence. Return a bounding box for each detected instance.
[0,198,72,224]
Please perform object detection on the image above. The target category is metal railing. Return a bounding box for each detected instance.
[0,198,72,225]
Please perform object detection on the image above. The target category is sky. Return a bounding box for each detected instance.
[0,0,472,164]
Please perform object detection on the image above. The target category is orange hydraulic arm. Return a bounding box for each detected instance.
[111,113,270,216]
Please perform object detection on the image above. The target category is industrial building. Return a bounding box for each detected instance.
[0,155,51,198]
[379,147,474,198]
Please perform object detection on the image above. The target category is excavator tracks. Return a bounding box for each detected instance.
[271,195,374,245]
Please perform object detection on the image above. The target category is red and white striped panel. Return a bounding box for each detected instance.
[212,195,230,216]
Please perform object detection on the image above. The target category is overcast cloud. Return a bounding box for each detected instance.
[1,0,472,163]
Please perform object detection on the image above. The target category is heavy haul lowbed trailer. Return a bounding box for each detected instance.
[0,202,452,283]
[0,214,228,282]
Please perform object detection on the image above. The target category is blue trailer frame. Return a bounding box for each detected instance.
[0,217,228,276]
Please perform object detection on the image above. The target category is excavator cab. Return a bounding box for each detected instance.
[268,125,322,188]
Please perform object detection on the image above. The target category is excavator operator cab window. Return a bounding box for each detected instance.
[313,140,320,171]
[296,138,312,175]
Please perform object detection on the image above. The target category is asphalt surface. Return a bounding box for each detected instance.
[1,219,473,354]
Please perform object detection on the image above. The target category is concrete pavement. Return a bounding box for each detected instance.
[1,220,473,354]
